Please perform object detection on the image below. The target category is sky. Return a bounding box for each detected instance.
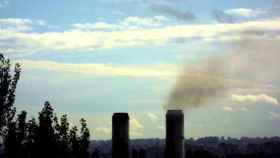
[1,0,280,139]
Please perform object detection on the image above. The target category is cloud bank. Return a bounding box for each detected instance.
[17,59,177,78]
[2,18,280,54]
[231,94,279,105]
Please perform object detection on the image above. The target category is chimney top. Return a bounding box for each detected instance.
[167,109,183,115]
[113,113,129,119]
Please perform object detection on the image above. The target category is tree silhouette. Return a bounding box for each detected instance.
[79,118,90,158]
[0,54,91,158]
[70,126,80,158]
[36,101,56,158]
[25,117,38,158]
[16,111,27,157]
[60,115,71,157]
[0,54,21,139]
[54,114,71,158]
[4,121,17,158]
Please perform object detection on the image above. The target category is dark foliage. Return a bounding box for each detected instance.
[3,101,91,158]
[0,54,90,158]
[0,54,21,137]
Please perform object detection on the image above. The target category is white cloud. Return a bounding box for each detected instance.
[231,94,279,105]
[2,18,280,54]
[223,106,234,112]
[130,117,144,137]
[225,8,266,18]
[95,126,111,135]
[72,22,119,31]
[147,112,158,122]
[17,59,177,78]
[72,16,169,31]
[120,16,167,28]
[0,18,46,32]
[130,117,143,130]
[222,106,249,112]
[0,18,33,31]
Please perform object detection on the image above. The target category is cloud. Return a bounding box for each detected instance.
[213,8,266,23]
[95,126,111,135]
[72,22,119,31]
[130,117,143,129]
[147,112,158,122]
[225,8,266,18]
[0,0,8,8]
[0,18,46,32]
[150,2,195,21]
[72,16,168,31]
[16,59,177,78]
[212,9,235,23]
[120,16,168,28]
[2,18,280,54]
[231,94,279,105]
[223,106,234,112]
[222,106,248,112]
[130,117,143,137]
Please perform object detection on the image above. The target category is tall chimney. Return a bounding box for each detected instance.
[165,110,185,158]
[112,113,129,158]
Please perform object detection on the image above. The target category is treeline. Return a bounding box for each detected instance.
[0,54,90,158]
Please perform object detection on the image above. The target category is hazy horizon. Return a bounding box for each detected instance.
[1,0,280,140]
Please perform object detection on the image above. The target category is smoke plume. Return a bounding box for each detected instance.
[166,0,280,110]
[167,38,280,110]
[167,55,230,109]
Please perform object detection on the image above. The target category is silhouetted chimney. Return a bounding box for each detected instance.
[139,148,147,158]
[112,113,129,158]
[165,110,185,158]
[132,149,139,158]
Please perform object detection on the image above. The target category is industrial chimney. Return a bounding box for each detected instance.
[165,110,185,158]
[112,113,129,158]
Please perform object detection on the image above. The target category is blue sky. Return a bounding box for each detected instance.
[1,0,280,139]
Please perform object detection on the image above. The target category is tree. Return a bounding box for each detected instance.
[4,122,17,158]
[26,117,38,158]
[0,54,21,139]
[56,114,71,158]
[0,54,92,157]
[70,126,79,158]
[79,118,90,158]
[4,111,27,158]
[16,110,27,158]
[17,111,27,146]
[36,101,56,158]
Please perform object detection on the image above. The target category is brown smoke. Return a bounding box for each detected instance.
[167,38,280,110]
[167,55,230,109]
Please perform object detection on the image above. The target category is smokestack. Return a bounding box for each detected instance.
[165,110,185,158]
[112,113,129,158]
